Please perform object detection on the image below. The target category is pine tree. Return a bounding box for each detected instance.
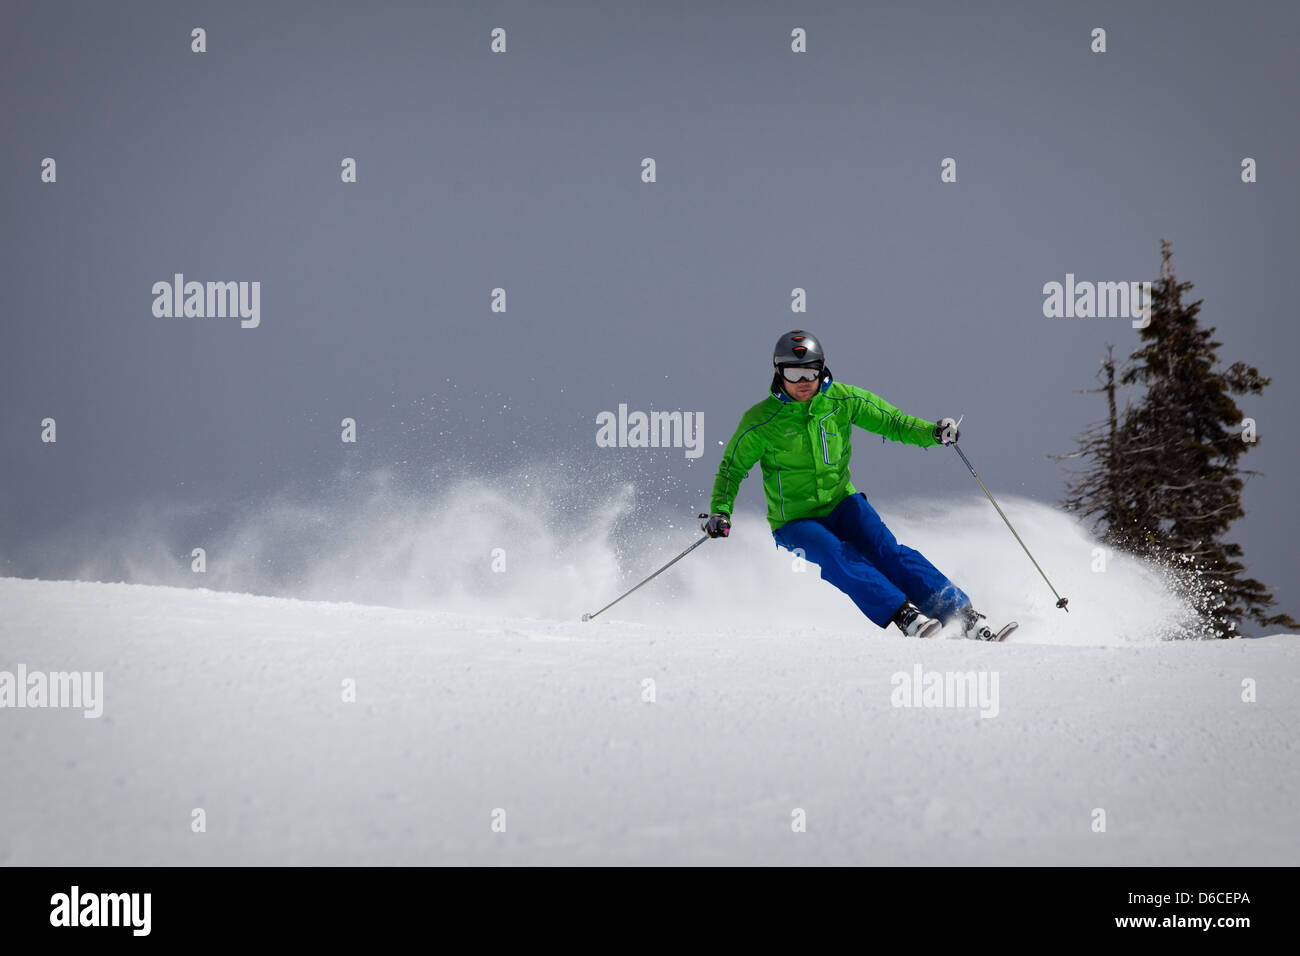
[1057,344,1134,544]
[1061,241,1296,637]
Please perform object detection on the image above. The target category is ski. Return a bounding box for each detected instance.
[990,621,1018,642]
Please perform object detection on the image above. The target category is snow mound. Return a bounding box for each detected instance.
[1,576,1295,865]
[34,463,1198,646]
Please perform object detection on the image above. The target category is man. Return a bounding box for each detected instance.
[702,330,1012,641]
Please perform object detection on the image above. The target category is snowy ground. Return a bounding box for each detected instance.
[3,557,1297,865]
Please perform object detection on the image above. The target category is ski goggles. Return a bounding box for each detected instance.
[780,364,822,383]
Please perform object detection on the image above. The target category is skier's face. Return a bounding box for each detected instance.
[786,379,818,401]
[782,370,820,402]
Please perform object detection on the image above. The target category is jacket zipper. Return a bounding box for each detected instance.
[775,468,786,520]
[818,412,836,464]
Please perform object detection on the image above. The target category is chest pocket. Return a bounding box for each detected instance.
[767,422,812,469]
[817,411,845,465]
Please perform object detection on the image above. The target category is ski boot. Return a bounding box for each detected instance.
[960,605,1017,642]
[892,602,942,639]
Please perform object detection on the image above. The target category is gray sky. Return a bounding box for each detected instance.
[2,0,1296,629]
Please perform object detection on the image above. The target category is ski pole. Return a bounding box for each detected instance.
[951,442,1070,612]
[581,526,712,621]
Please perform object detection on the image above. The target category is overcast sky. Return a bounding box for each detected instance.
[2,0,1296,630]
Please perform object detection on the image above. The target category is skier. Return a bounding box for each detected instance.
[702,330,1012,641]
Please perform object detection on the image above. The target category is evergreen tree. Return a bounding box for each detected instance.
[1061,241,1296,637]
[1057,344,1139,547]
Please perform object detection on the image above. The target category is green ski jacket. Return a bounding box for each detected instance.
[710,371,939,531]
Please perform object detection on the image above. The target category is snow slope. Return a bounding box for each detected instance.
[2,563,1297,865]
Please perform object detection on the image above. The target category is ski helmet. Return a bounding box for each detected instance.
[773,329,825,368]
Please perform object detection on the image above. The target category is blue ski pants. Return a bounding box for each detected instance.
[772,492,970,628]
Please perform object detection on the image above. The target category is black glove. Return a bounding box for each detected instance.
[933,417,961,445]
[700,512,731,538]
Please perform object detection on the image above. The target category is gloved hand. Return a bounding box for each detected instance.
[933,416,961,445]
[700,512,731,538]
